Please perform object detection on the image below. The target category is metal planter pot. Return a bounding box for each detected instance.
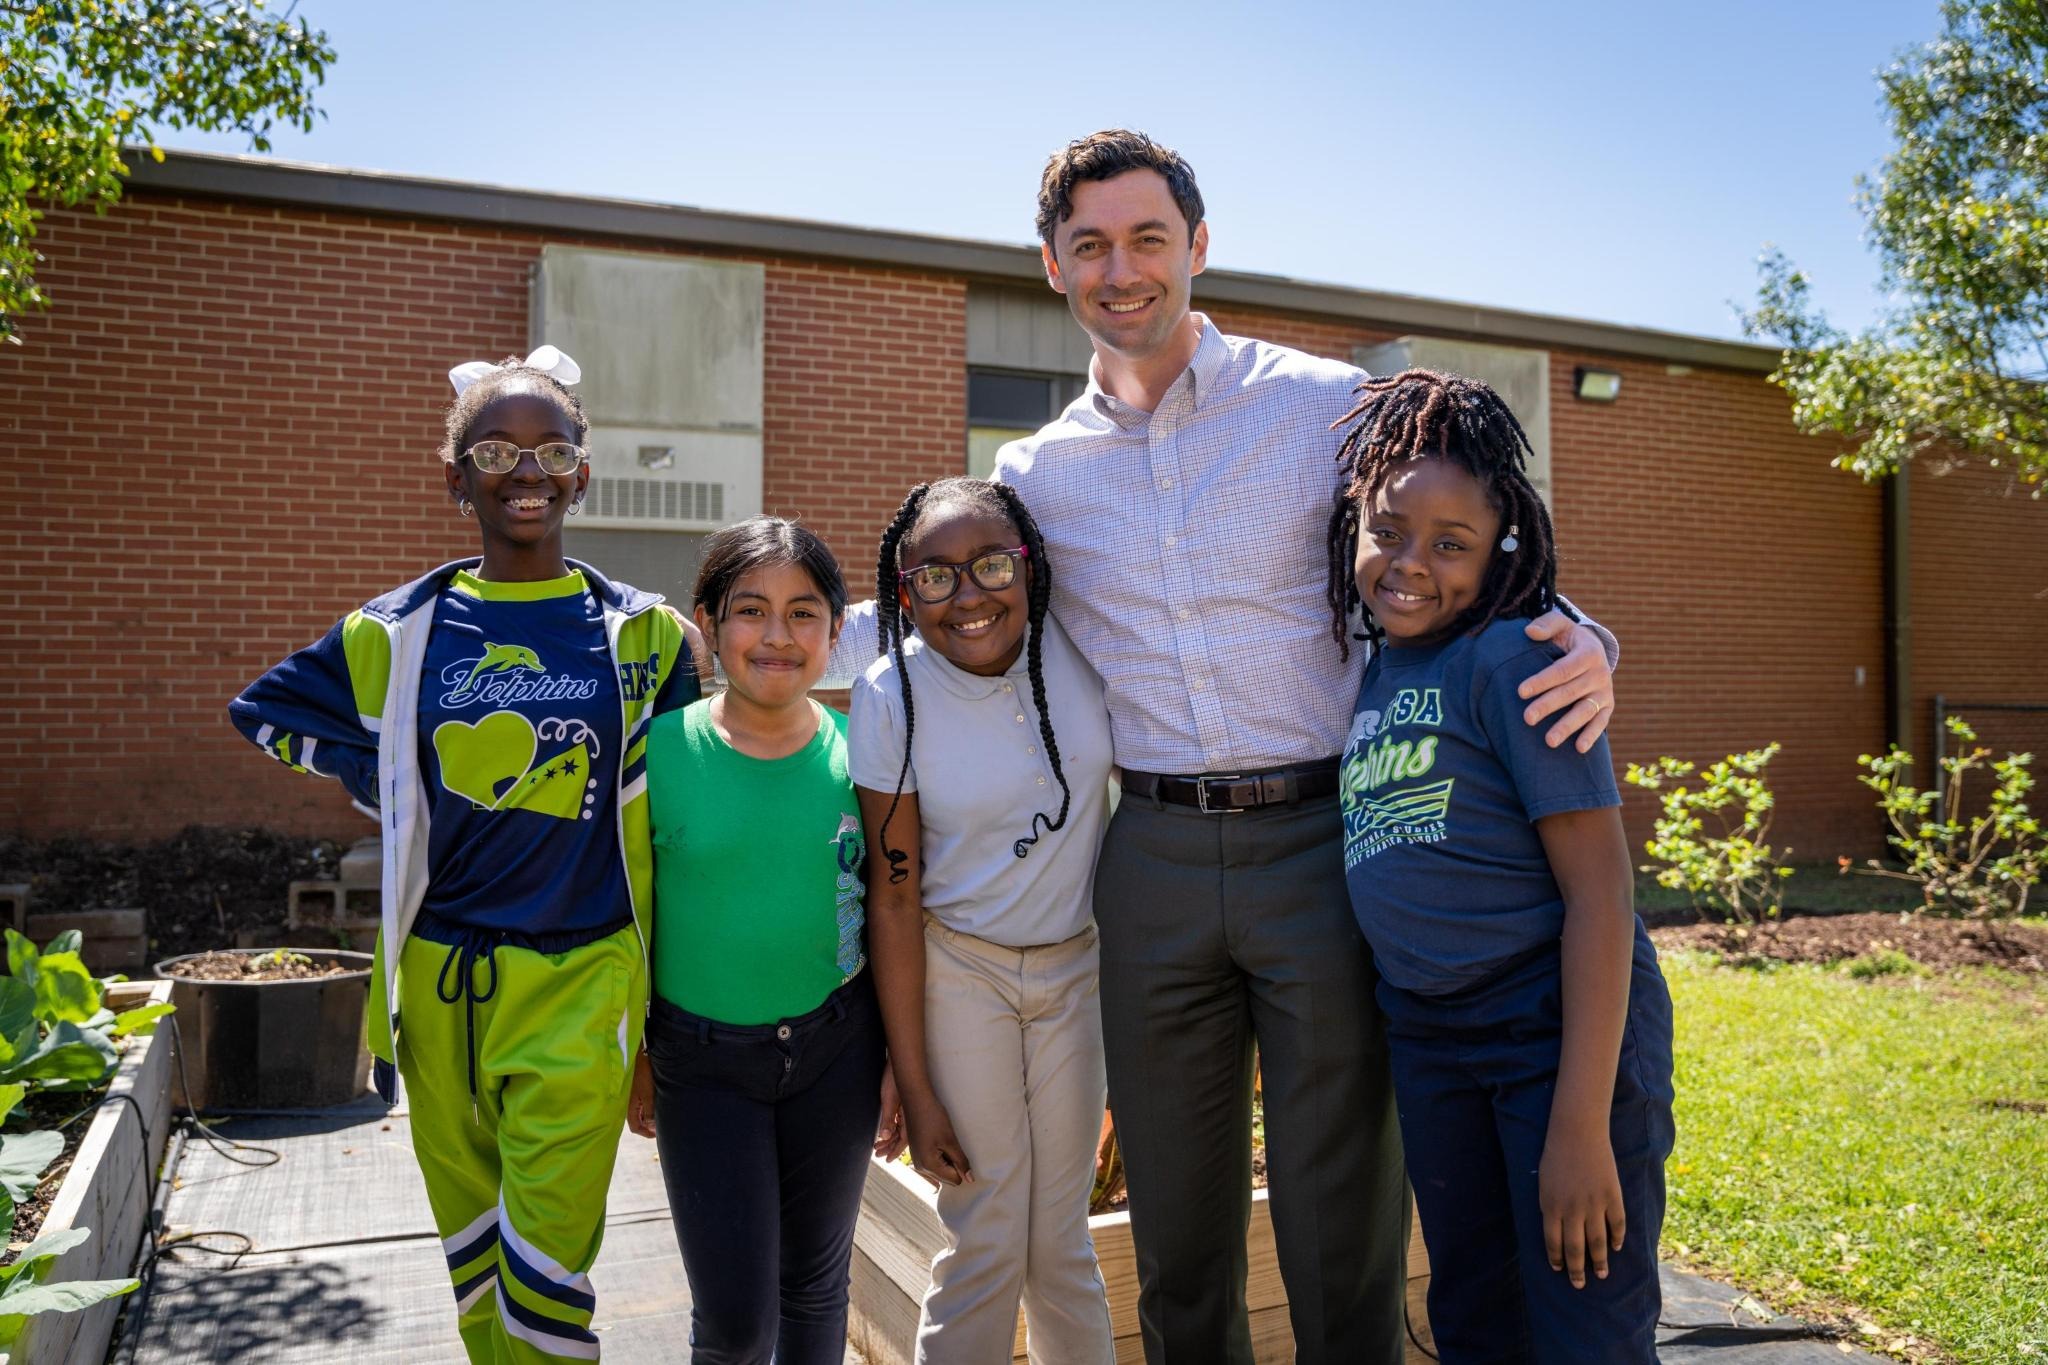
[155,949,375,1112]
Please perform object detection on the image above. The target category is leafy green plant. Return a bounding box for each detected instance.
[1624,744,1796,924]
[0,1226,137,1345]
[1741,0,2048,491]
[1845,948,1926,979]
[0,928,169,1344]
[1849,714,2042,917]
[0,1,336,343]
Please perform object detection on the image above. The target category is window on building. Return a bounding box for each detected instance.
[968,368,1085,478]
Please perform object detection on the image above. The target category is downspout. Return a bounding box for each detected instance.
[1882,469,1912,761]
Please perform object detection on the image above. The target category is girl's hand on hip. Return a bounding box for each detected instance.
[1538,1120,1625,1289]
[1520,613,1616,752]
[627,1050,657,1139]
[874,1062,909,1161]
[905,1092,973,1186]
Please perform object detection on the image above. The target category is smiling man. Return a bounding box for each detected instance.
[986,130,1619,1365]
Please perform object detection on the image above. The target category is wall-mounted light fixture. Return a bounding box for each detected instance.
[1574,367,1622,403]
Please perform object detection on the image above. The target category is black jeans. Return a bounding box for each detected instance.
[647,972,886,1365]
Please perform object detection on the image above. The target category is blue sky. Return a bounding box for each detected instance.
[161,0,1941,342]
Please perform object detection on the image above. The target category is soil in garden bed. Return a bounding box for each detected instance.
[1,1077,128,1263]
[1651,911,2047,974]
[169,950,359,981]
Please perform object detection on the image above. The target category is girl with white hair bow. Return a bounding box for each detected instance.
[229,347,710,1363]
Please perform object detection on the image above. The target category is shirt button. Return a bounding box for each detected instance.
[1157,476,1174,490]
[1190,678,1205,691]
[1002,683,1014,693]
[1177,607,1192,622]
[1015,714,1027,724]
[775,1025,792,1040]
[1036,776,1046,786]
[1163,533,1177,548]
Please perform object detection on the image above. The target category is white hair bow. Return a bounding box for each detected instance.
[447,345,583,396]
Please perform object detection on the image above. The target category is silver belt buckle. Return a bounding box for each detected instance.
[1196,774,1244,815]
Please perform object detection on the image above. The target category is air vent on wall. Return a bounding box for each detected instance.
[585,477,725,524]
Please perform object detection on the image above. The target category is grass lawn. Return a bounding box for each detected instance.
[1663,947,2048,1362]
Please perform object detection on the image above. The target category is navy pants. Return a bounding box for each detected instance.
[647,972,885,1365]
[1378,925,1675,1364]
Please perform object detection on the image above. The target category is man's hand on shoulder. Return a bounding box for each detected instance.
[1518,611,1614,753]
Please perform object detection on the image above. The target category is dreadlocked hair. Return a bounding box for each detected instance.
[439,356,589,463]
[1324,368,1570,661]
[871,477,1072,886]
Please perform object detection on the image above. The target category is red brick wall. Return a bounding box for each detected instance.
[6,190,2042,863]
[2,192,964,840]
[1907,458,2048,777]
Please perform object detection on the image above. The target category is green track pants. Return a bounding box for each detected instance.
[395,922,647,1363]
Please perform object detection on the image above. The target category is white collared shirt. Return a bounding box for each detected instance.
[846,619,1112,947]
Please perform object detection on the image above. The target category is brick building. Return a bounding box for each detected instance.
[6,151,2045,861]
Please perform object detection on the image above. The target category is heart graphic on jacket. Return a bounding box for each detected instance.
[433,713,537,810]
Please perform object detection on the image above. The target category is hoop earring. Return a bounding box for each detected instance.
[458,498,474,518]
[1499,524,1519,552]
[568,494,585,517]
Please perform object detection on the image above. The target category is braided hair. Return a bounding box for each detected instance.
[872,477,1072,884]
[1325,368,1569,660]
[439,355,589,463]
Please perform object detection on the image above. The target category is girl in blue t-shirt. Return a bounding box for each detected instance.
[1323,369,1675,1364]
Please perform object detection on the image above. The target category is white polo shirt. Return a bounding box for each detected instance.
[847,617,1113,947]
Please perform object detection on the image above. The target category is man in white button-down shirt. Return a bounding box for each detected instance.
[985,131,1618,1365]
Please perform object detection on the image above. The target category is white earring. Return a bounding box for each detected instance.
[458,498,474,518]
[1500,524,1519,552]
[568,494,585,517]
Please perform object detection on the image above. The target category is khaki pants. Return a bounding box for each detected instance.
[915,918,1116,1365]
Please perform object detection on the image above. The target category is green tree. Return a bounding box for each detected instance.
[1743,0,2048,492]
[0,1,334,344]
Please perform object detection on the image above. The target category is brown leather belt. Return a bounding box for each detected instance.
[1120,757,1343,814]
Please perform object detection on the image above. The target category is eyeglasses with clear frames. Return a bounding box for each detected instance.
[463,441,589,476]
[898,546,1029,604]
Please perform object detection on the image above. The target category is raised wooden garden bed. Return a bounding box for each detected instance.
[849,1157,1434,1364]
[9,980,176,1365]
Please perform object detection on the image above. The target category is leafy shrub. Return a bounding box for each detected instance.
[1845,948,1924,979]
[1624,745,1795,924]
[1850,715,2043,918]
[0,928,174,1343]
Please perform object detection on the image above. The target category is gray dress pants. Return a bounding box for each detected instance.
[1093,791,1408,1365]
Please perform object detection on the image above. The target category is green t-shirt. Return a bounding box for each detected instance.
[647,699,867,1024]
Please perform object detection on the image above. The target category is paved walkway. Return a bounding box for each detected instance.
[113,1095,1873,1363]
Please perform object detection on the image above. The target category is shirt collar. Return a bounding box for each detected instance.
[913,633,1033,701]
[1085,313,1226,427]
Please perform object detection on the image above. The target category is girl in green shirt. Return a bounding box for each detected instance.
[627,516,895,1364]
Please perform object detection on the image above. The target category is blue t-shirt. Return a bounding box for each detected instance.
[416,569,628,938]
[1340,617,1621,996]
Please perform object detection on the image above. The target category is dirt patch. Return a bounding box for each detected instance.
[1652,911,2047,974]
[0,827,337,962]
[165,950,358,982]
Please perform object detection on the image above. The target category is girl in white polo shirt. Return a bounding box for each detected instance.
[849,477,1117,1365]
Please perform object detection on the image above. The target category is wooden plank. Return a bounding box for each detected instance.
[848,1244,918,1365]
[859,1163,1430,1365]
[854,1160,947,1299]
[11,980,176,1365]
